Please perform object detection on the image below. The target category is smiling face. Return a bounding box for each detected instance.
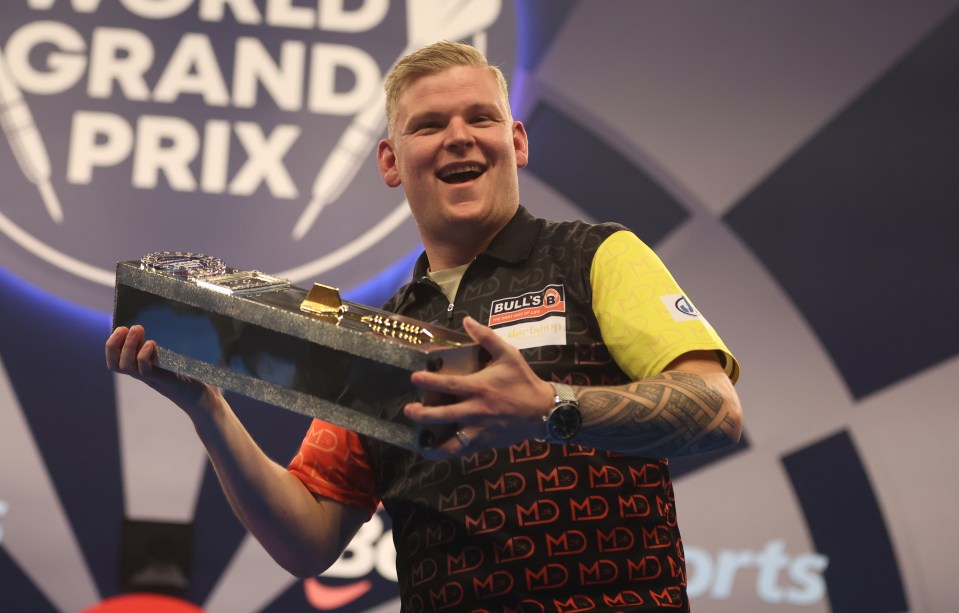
[377,65,529,269]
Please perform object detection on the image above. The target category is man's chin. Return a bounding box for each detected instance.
[438,201,489,222]
[451,202,517,234]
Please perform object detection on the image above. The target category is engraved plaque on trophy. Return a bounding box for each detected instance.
[113,253,484,452]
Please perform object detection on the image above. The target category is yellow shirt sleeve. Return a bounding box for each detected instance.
[590,230,739,383]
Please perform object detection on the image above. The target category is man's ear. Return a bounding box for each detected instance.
[377,139,402,187]
[512,121,529,169]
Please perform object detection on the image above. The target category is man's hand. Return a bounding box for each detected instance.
[402,318,743,459]
[403,316,555,457]
[105,325,221,417]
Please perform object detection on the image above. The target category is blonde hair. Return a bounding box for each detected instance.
[384,40,510,135]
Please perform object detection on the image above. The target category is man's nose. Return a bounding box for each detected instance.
[444,118,475,149]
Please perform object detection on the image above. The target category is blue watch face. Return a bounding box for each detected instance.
[548,402,582,441]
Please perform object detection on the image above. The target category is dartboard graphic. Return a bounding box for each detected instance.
[2,2,958,612]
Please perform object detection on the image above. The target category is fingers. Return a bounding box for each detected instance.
[420,426,475,459]
[409,317,515,395]
[137,339,158,377]
[118,325,144,371]
[105,326,128,370]
[404,401,464,424]
[408,317,543,456]
[106,325,157,377]
[462,316,510,361]
[105,326,216,415]
[409,369,471,395]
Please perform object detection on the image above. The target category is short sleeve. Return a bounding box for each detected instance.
[288,419,380,519]
[590,230,739,383]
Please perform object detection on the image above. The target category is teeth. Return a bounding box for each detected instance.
[440,164,483,179]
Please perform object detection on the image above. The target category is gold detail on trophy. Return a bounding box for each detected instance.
[364,314,435,345]
[300,283,445,346]
[300,283,345,316]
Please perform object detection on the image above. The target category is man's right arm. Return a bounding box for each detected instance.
[105,325,368,577]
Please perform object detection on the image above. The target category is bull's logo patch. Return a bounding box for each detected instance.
[488,285,567,350]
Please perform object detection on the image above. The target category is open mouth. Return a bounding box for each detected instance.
[437,163,486,184]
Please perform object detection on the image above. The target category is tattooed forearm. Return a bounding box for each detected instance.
[573,371,740,457]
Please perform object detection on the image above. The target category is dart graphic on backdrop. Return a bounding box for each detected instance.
[0,1,516,312]
[0,46,62,223]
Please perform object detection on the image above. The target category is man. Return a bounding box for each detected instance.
[107,41,742,611]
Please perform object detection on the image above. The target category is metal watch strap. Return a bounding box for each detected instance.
[550,382,577,404]
[544,382,580,443]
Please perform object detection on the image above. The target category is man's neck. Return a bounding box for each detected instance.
[422,240,487,272]
[421,223,498,271]
[421,206,518,271]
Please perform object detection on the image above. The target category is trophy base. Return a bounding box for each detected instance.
[112,258,482,452]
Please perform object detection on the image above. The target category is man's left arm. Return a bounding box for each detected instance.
[405,318,741,458]
[574,350,742,456]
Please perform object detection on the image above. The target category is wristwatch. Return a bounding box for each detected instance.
[544,382,582,443]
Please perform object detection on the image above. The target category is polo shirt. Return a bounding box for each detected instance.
[290,205,738,612]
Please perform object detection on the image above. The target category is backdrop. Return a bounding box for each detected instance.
[2,1,957,611]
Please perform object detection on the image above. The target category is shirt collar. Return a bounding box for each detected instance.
[481,204,542,264]
[410,205,541,279]
[401,205,542,305]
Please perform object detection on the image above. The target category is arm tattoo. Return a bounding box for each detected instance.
[574,371,737,457]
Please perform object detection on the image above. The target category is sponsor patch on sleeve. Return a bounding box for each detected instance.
[661,294,701,322]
